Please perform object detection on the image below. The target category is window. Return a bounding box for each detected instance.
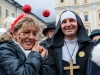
[99,11,100,20]
[84,0,87,3]
[6,9,9,18]
[74,0,77,4]
[84,13,88,21]
[17,12,21,17]
[0,7,1,17]
[85,15,88,21]
[12,12,15,17]
[99,13,100,19]
[61,0,64,2]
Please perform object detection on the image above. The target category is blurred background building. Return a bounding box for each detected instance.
[55,0,100,34]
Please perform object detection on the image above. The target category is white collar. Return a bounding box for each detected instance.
[64,38,77,43]
[12,40,31,58]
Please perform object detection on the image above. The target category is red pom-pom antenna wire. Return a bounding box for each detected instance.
[10,4,32,31]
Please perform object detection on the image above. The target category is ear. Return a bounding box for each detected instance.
[11,31,16,39]
[46,32,49,37]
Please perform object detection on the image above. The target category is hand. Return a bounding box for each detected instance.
[32,42,48,57]
[32,42,40,52]
[39,46,48,58]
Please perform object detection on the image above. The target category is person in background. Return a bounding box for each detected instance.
[0,5,50,75]
[48,10,94,75]
[89,29,100,42]
[0,28,6,36]
[0,17,16,41]
[39,23,56,50]
[86,38,100,75]
[87,29,100,75]
[3,17,16,31]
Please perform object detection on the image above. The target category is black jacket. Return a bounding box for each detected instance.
[40,38,51,50]
[48,10,94,75]
[0,40,50,75]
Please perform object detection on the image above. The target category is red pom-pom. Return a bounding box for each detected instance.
[22,4,32,13]
[42,10,50,17]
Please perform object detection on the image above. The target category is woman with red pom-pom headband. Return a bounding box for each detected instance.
[0,4,50,75]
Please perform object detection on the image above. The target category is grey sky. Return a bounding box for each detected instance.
[15,0,56,23]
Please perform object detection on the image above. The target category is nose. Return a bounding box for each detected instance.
[29,33,37,41]
[65,21,71,26]
[52,31,54,34]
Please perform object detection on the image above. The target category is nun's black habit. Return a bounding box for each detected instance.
[48,10,94,75]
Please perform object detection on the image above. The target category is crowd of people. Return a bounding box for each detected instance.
[0,5,100,75]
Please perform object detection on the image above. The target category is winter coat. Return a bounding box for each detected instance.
[0,40,50,75]
[40,38,51,50]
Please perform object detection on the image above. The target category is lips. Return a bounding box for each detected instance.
[64,26,74,30]
[64,28,74,31]
[25,41,33,46]
[26,41,32,44]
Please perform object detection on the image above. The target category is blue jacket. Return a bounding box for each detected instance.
[0,40,50,75]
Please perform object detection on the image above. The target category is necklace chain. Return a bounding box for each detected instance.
[64,41,77,58]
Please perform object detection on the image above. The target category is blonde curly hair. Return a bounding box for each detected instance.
[0,14,40,42]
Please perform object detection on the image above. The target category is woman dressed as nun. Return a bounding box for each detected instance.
[48,10,94,75]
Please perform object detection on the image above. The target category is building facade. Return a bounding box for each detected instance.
[55,0,100,34]
[0,0,47,41]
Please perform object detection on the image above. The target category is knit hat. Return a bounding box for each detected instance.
[89,29,100,39]
[3,17,16,31]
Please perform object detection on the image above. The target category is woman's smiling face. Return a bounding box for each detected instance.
[13,24,38,50]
